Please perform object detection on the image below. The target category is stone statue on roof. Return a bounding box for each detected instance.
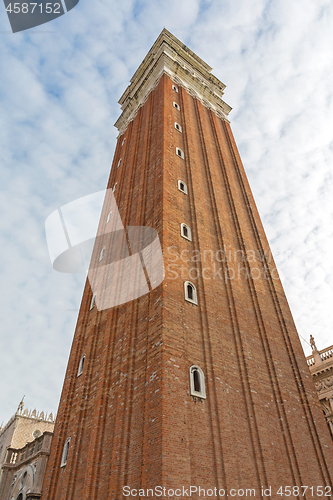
[310,335,317,351]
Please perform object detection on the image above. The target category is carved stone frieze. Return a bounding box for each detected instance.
[320,399,332,416]
[315,377,333,393]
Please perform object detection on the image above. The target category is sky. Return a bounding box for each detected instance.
[0,0,333,425]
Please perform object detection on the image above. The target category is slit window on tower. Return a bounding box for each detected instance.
[174,122,182,132]
[90,293,97,310]
[189,366,206,399]
[77,355,85,376]
[107,211,112,223]
[181,223,191,241]
[178,180,187,194]
[176,148,184,159]
[61,437,71,467]
[173,102,180,111]
[184,281,197,304]
[172,84,178,92]
[194,370,200,392]
[113,183,117,192]
[117,158,122,168]
[122,137,126,145]
[99,246,105,261]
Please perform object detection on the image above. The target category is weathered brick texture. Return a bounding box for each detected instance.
[42,35,333,500]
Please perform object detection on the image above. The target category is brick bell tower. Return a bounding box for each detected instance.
[42,29,333,500]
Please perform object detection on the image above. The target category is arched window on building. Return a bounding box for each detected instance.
[177,180,187,194]
[77,354,86,376]
[189,365,206,399]
[181,223,192,241]
[99,246,105,262]
[61,437,71,467]
[90,293,97,310]
[184,281,197,305]
[176,147,184,159]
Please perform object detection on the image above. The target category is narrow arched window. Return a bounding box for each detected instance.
[173,102,180,111]
[117,158,122,168]
[193,369,201,392]
[174,122,182,132]
[181,223,191,241]
[176,147,184,159]
[90,293,97,310]
[184,281,197,304]
[61,437,71,467]
[122,137,126,145]
[172,84,178,92]
[112,183,117,192]
[178,180,187,194]
[99,246,105,261]
[189,365,206,399]
[77,355,85,376]
[106,211,112,223]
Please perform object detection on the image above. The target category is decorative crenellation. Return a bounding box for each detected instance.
[16,406,55,423]
[0,402,56,440]
[14,397,55,423]
[114,28,232,136]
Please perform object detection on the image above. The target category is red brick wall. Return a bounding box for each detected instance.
[42,74,333,500]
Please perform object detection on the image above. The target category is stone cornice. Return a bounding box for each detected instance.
[115,29,232,135]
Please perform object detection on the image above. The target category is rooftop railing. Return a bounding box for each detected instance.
[306,345,333,367]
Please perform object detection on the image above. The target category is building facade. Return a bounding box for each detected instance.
[0,401,55,500]
[42,29,333,500]
[307,338,333,438]
[0,431,53,500]
[0,402,55,474]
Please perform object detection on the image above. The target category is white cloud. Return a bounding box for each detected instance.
[1,0,333,424]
